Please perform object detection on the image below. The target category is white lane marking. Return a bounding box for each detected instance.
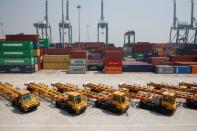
[0,123,197,127]
[179,109,185,121]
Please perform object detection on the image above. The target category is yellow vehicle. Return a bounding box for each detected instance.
[25,82,87,114]
[119,83,177,115]
[52,82,129,114]
[148,82,197,109]
[0,82,40,112]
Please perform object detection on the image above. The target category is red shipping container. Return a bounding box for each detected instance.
[170,55,197,62]
[104,66,122,74]
[147,57,167,65]
[103,51,123,59]
[46,48,71,55]
[37,56,42,70]
[133,43,153,53]
[104,58,122,67]
[188,49,197,55]
[70,50,87,59]
[6,34,39,42]
[191,65,197,74]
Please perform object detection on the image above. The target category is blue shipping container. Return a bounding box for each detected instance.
[174,66,191,74]
[122,64,153,72]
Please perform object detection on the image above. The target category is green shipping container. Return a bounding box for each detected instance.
[39,39,49,48]
[0,57,35,65]
[34,57,38,64]
[133,53,144,58]
[0,50,34,58]
[0,41,34,50]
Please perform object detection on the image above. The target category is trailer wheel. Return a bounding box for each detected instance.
[139,101,146,109]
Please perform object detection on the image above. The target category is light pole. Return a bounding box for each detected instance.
[86,25,89,42]
[77,5,81,42]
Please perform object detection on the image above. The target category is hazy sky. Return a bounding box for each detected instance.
[0,0,196,46]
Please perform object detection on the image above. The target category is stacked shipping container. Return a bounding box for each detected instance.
[43,55,70,70]
[87,50,103,71]
[103,48,123,74]
[0,35,41,73]
[68,50,87,74]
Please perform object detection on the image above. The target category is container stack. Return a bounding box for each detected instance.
[43,55,69,70]
[152,43,167,57]
[103,49,123,74]
[87,50,103,71]
[0,35,41,73]
[0,41,37,73]
[133,42,153,61]
[147,57,168,65]
[68,50,87,74]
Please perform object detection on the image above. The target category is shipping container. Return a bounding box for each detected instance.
[0,41,34,50]
[103,51,123,59]
[154,65,174,74]
[34,49,40,57]
[122,62,153,72]
[104,58,122,67]
[70,50,87,59]
[147,57,167,65]
[0,57,35,65]
[0,50,34,58]
[43,55,70,63]
[43,63,69,70]
[0,65,35,73]
[104,66,122,74]
[191,65,197,74]
[68,66,86,74]
[70,59,87,66]
[170,55,197,62]
[87,64,103,71]
[6,34,39,42]
[39,39,50,48]
[174,66,191,74]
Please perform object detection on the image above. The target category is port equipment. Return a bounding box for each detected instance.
[119,83,177,115]
[0,82,40,112]
[179,82,197,88]
[33,1,52,43]
[147,82,197,94]
[52,82,129,114]
[147,82,197,108]
[124,30,135,47]
[97,0,109,45]
[59,0,72,47]
[25,82,87,114]
[169,0,196,44]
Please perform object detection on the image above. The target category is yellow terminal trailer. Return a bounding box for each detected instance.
[25,82,88,114]
[119,83,177,115]
[148,82,197,108]
[0,82,40,112]
[52,82,129,114]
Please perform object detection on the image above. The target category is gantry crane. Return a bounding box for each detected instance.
[33,1,52,44]
[59,0,72,47]
[52,82,129,114]
[124,30,136,47]
[97,0,109,45]
[169,0,196,44]
[25,82,87,114]
[0,82,40,112]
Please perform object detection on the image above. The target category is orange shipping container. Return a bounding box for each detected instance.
[191,65,197,74]
[104,67,122,74]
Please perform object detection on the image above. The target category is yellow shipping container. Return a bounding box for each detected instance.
[34,49,40,57]
[43,55,70,63]
[43,63,69,70]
